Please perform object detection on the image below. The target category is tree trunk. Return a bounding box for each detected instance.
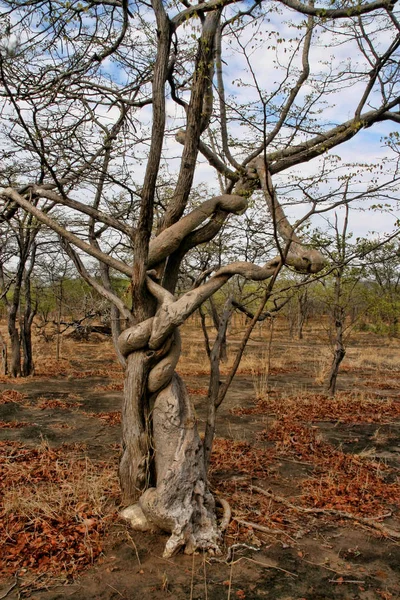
[56,279,63,361]
[8,305,20,377]
[326,317,345,396]
[209,298,228,361]
[297,289,308,340]
[21,266,36,377]
[21,320,34,376]
[110,304,126,367]
[0,332,7,375]
[119,323,220,557]
[119,350,154,504]
[389,314,398,338]
[203,298,233,468]
[139,373,219,557]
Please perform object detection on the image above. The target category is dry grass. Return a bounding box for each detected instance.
[311,348,332,385]
[0,440,120,582]
[342,343,400,373]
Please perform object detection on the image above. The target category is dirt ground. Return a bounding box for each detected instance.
[0,321,399,600]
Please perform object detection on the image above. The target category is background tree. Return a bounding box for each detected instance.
[0,0,399,556]
[0,213,41,376]
[360,240,400,337]
[322,207,358,396]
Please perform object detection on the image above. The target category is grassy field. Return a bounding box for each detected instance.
[0,319,399,599]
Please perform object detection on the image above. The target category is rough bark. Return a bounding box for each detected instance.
[203,297,233,468]
[8,297,21,378]
[0,332,7,375]
[326,312,346,396]
[119,350,155,503]
[119,302,220,556]
[21,245,37,377]
[140,374,219,557]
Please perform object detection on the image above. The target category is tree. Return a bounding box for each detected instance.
[0,0,399,556]
[322,207,359,395]
[0,213,40,376]
[361,240,400,337]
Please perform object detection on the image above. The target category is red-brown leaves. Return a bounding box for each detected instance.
[0,421,30,428]
[210,438,274,479]
[233,391,400,424]
[0,390,27,405]
[36,397,81,410]
[88,412,121,425]
[260,419,400,516]
[0,441,119,581]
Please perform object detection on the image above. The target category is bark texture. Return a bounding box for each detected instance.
[0,332,7,376]
[140,374,219,557]
[119,289,220,557]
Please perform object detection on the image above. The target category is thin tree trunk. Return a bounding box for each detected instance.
[209,297,228,361]
[203,298,232,468]
[0,332,7,375]
[110,304,125,366]
[21,250,36,377]
[326,316,345,396]
[8,303,20,377]
[262,316,275,397]
[198,306,211,359]
[297,289,308,340]
[326,208,349,396]
[21,318,34,376]
[56,279,63,361]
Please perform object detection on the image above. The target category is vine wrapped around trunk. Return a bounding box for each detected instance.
[118,282,220,557]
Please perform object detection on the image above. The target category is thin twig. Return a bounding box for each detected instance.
[106,584,124,597]
[189,552,195,600]
[234,518,295,541]
[301,557,354,576]
[227,547,234,600]
[252,486,400,540]
[0,581,17,600]
[232,556,298,578]
[329,579,365,584]
[203,551,208,600]
[125,530,142,566]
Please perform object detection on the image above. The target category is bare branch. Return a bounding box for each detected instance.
[1,189,132,277]
[278,0,397,19]
[173,0,236,27]
[31,187,133,238]
[131,0,171,317]
[61,238,133,322]
[161,10,222,231]
[148,194,247,267]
